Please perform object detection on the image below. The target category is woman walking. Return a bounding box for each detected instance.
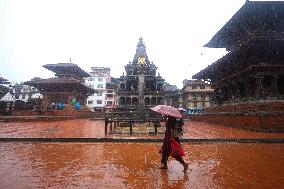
[160,116,188,171]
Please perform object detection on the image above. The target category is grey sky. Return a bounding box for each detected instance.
[0,0,250,88]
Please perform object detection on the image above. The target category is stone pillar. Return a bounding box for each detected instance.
[130,122,133,135]
[105,120,108,135]
[138,65,146,118]
[271,75,279,97]
[255,74,264,99]
[244,80,250,100]
[235,84,241,101]
[138,74,145,109]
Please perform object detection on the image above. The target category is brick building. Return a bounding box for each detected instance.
[181,79,214,110]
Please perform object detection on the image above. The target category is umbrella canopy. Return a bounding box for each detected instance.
[150,105,183,118]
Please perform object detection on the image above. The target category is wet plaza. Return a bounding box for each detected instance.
[0,142,283,188]
[0,119,283,139]
[0,119,283,188]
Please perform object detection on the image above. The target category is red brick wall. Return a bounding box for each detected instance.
[191,101,284,132]
[204,101,284,113]
[11,105,103,118]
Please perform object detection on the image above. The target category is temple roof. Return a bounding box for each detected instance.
[26,78,81,84]
[25,78,95,94]
[43,63,90,78]
[205,1,284,49]
[193,38,284,81]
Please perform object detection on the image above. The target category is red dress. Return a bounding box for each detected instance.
[161,117,184,164]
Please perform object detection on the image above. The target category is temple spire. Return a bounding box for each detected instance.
[133,37,149,64]
[137,37,145,47]
[69,57,72,63]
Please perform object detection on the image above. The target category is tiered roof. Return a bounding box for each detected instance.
[25,62,94,94]
[193,1,284,81]
[43,63,90,79]
[205,1,284,49]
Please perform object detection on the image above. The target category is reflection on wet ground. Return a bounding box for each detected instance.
[0,119,283,138]
[0,143,283,188]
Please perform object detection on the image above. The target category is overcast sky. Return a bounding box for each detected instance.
[0,0,250,88]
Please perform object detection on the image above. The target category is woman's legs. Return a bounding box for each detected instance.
[160,152,168,169]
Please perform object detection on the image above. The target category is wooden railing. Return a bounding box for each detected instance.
[104,110,165,135]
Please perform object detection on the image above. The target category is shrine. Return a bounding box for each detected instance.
[192,1,284,131]
[105,38,166,134]
[116,37,165,112]
[25,61,95,114]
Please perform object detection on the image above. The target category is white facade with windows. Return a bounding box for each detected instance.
[85,67,111,110]
[12,84,41,102]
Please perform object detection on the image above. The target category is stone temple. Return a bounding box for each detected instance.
[25,61,95,115]
[115,38,165,112]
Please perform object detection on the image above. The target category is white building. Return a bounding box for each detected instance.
[85,67,116,110]
[12,83,41,102]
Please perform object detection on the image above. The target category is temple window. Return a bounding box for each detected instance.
[157,97,163,105]
[126,97,131,105]
[106,101,112,106]
[151,97,157,105]
[98,78,103,82]
[132,97,138,105]
[120,83,126,90]
[119,97,125,105]
[145,97,150,105]
[88,100,93,105]
[151,84,156,91]
[97,100,102,104]
[157,84,163,91]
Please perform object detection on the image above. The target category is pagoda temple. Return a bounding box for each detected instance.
[192,1,284,131]
[116,38,165,112]
[25,61,95,112]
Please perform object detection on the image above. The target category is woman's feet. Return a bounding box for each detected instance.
[183,162,189,172]
[159,164,168,169]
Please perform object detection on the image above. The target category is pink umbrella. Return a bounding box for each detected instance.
[150,105,183,118]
